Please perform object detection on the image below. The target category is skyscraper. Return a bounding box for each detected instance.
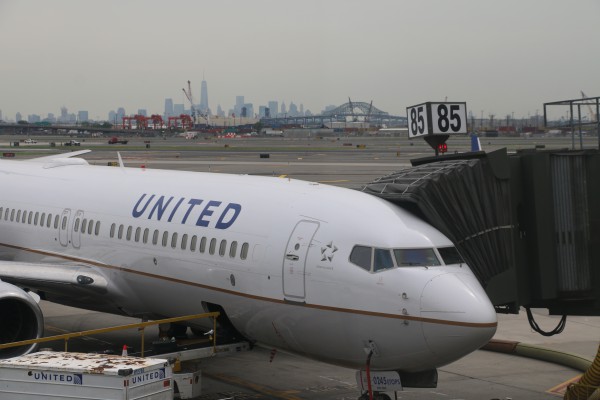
[164,98,174,118]
[199,78,209,114]
[268,101,278,117]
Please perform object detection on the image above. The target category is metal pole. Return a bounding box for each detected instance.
[578,105,583,149]
[570,103,575,150]
[597,98,600,150]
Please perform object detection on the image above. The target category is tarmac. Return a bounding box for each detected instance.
[7,134,600,399]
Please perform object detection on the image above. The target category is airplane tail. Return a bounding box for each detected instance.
[471,134,482,152]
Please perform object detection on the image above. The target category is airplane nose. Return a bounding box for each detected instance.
[420,272,497,366]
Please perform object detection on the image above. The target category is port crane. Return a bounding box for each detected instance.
[581,90,598,122]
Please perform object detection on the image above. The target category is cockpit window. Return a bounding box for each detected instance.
[438,246,464,265]
[350,245,372,271]
[394,248,441,267]
[373,248,394,272]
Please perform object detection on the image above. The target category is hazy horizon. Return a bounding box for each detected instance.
[1,0,599,121]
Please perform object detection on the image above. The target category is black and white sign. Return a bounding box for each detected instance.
[407,102,467,138]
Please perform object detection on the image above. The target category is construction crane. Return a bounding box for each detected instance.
[581,91,598,122]
[182,81,196,127]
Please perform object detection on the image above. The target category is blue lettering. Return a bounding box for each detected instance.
[132,194,155,218]
[215,203,242,229]
[168,197,185,222]
[148,196,174,220]
[182,198,203,224]
[196,200,221,227]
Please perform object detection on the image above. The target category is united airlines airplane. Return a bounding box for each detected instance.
[0,150,496,390]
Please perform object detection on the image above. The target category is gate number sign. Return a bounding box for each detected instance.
[407,102,467,138]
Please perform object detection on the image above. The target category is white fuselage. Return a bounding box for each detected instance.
[0,158,497,372]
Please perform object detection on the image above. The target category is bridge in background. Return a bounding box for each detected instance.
[260,100,407,128]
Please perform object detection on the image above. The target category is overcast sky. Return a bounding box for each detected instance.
[1,0,598,121]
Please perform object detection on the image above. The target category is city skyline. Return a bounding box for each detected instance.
[1,1,599,121]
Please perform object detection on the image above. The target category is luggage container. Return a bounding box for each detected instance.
[0,351,173,400]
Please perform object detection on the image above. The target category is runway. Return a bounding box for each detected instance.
[5,134,600,399]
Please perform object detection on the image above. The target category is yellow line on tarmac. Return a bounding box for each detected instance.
[278,174,288,178]
[204,371,302,400]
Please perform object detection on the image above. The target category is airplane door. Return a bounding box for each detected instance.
[58,209,71,247]
[283,220,319,301]
[71,210,84,249]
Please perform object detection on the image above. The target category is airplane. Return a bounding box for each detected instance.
[0,150,497,392]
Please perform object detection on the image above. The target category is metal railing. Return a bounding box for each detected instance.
[0,312,219,357]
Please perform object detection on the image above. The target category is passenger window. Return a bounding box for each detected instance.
[118,224,124,239]
[40,213,45,226]
[47,213,52,228]
[240,243,249,260]
[438,247,464,265]
[209,238,216,255]
[135,227,141,242]
[61,216,68,230]
[126,226,132,241]
[199,237,207,253]
[27,212,32,224]
[181,234,188,250]
[190,235,197,251]
[350,246,372,271]
[0,208,3,219]
[143,228,149,244]
[74,218,80,232]
[16,210,21,222]
[34,212,39,225]
[162,231,169,247]
[88,220,94,235]
[219,240,227,256]
[171,232,178,249]
[95,221,100,236]
[229,241,238,258]
[394,248,441,267]
[4,208,8,220]
[110,223,116,238]
[152,229,159,245]
[54,215,59,229]
[81,219,88,234]
[10,209,15,221]
[373,248,394,272]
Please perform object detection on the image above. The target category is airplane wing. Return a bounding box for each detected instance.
[0,261,108,295]
[26,149,92,162]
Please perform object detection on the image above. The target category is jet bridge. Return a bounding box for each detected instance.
[361,148,600,317]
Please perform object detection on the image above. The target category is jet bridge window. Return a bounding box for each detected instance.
[394,249,441,267]
[438,247,464,265]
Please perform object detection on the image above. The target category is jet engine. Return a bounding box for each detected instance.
[0,280,44,358]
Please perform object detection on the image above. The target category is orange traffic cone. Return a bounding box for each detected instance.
[122,345,128,357]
